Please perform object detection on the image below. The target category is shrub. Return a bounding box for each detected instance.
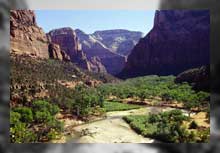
[33,100,60,115]
[174,126,196,143]
[34,110,52,123]
[142,123,157,136]
[49,104,60,115]
[123,110,197,143]
[197,129,210,143]
[161,93,172,101]
[90,106,106,116]
[47,129,58,140]
[148,114,160,123]
[10,111,21,125]
[47,118,64,132]
[33,100,50,110]
[13,107,33,123]
[10,121,37,143]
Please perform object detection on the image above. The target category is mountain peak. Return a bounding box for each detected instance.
[93,29,143,36]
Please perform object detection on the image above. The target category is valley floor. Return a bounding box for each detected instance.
[53,106,186,143]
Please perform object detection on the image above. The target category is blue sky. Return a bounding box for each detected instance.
[35,10,155,35]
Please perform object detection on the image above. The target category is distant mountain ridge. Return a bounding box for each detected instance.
[76,29,143,56]
[75,29,143,74]
[92,29,143,56]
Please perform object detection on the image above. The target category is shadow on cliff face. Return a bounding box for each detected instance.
[160,0,220,98]
[148,1,220,152]
[158,0,220,145]
[159,0,220,85]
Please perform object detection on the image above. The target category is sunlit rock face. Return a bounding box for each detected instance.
[47,28,90,70]
[92,29,143,56]
[119,10,210,78]
[10,10,49,58]
[76,29,143,57]
[47,28,107,72]
[10,10,70,61]
[10,10,105,73]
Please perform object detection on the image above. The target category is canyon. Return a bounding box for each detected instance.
[10,10,107,73]
[10,10,143,75]
[10,10,210,79]
[10,10,210,143]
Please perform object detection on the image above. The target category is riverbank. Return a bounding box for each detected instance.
[53,106,191,143]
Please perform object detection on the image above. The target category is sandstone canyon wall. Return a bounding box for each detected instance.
[48,43,70,61]
[10,10,69,61]
[47,28,90,70]
[10,10,49,58]
[10,10,105,73]
[47,28,106,73]
[119,10,210,78]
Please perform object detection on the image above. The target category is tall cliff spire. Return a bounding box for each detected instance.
[119,10,210,78]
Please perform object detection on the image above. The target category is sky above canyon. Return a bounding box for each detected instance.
[35,10,155,35]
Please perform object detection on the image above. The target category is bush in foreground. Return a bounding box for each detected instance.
[10,100,63,143]
[123,110,208,143]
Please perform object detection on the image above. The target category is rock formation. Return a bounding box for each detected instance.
[46,34,70,61]
[119,10,210,78]
[10,10,49,58]
[89,56,107,73]
[92,29,143,56]
[47,28,106,72]
[10,10,70,62]
[10,10,106,72]
[47,28,86,64]
[48,43,70,61]
[175,66,210,91]
[75,29,134,75]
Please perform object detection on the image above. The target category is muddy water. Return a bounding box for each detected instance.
[61,106,187,143]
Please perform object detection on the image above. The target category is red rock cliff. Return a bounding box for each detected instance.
[47,28,108,73]
[10,10,70,62]
[10,10,49,58]
[119,10,210,78]
[47,28,92,70]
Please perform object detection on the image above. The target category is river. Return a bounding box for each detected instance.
[54,106,189,143]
